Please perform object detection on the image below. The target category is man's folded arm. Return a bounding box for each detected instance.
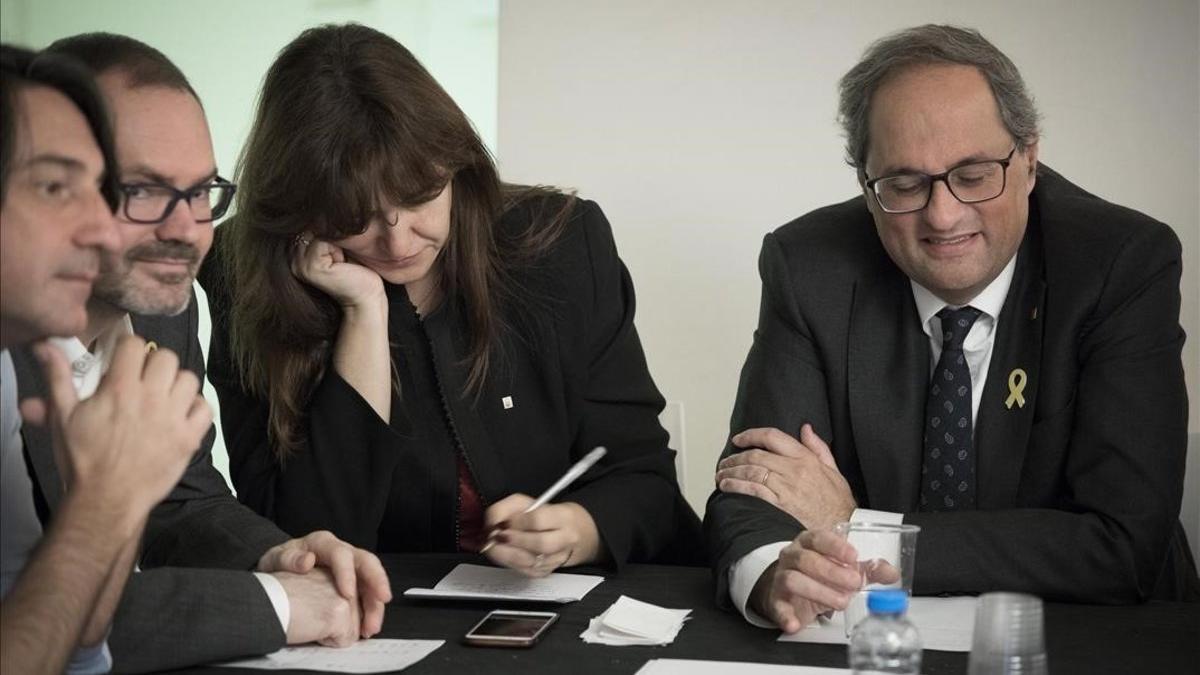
[109,568,286,674]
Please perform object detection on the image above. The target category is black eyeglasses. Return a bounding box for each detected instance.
[864,147,1016,214]
[118,176,236,224]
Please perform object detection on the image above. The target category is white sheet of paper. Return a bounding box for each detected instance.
[636,659,848,675]
[778,596,977,652]
[214,639,444,673]
[403,563,604,603]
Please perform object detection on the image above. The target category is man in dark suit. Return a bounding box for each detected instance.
[12,33,393,672]
[704,24,1198,633]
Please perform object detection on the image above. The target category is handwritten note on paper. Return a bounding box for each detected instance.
[777,596,977,652]
[403,563,604,603]
[215,639,444,673]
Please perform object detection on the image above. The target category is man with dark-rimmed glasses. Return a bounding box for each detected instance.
[706,24,1197,633]
[7,33,393,673]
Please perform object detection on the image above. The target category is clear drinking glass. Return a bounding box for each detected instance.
[967,592,1048,675]
[832,522,921,637]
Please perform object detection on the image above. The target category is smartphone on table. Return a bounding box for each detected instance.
[463,610,559,648]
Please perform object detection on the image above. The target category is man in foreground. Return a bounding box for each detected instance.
[1,43,210,673]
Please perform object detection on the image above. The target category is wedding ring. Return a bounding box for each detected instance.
[761,469,771,485]
[293,234,311,247]
[532,553,546,569]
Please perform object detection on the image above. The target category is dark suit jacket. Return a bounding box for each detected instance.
[704,166,1198,606]
[200,197,704,567]
[14,292,291,674]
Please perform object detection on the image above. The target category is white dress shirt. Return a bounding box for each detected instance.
[727,254,1018,627]
[50,323,290,634]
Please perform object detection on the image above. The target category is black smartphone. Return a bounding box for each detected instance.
[463,610,559,648]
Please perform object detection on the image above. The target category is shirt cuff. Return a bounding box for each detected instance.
[851,508,904,525]
[728,541,790,628]
[253,572,291,634]
[67,639,111,674]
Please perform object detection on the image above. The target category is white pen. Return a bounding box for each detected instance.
[479,446,607,554]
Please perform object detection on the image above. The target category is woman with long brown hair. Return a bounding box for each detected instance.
[201,23,701,574]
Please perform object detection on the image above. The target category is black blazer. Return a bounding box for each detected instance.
[13,293,291,674]
[201,197,703,567]
[704,167,1198,605]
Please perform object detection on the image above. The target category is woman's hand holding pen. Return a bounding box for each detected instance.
[481,495,602,578]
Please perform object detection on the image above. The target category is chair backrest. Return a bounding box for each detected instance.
[1183,432,1200,564]
[659,401,687,501]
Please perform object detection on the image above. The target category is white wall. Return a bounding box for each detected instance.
[1,0,498,174]
[497,1,1200,514]
[1,0,499,484]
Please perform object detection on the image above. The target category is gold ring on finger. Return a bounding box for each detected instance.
[761,469,771,485]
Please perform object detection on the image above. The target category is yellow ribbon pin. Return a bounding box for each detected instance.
[1005,368,1027,409]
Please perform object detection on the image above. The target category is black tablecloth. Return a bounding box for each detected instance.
[175,554,1198,674]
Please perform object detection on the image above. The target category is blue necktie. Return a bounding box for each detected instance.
[920,306,982,511]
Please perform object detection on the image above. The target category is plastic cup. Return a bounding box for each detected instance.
[832,522,920,637]
[967,592,1048,675]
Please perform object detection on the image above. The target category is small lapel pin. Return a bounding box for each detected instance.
[501,395,514,410]
[1005,368,1028,409]
[145,340,158,353]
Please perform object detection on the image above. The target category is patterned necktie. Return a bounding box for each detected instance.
[920,306,982,511]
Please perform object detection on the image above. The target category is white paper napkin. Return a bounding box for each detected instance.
[581,595,691,646]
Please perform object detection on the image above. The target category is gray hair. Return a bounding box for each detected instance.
[837,24,1040,170]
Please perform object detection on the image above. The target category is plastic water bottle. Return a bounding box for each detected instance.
[848,589,923,674]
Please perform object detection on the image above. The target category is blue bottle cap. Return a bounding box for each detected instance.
[867,589,909,614]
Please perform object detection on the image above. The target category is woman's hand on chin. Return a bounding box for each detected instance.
[291,234,385,310]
